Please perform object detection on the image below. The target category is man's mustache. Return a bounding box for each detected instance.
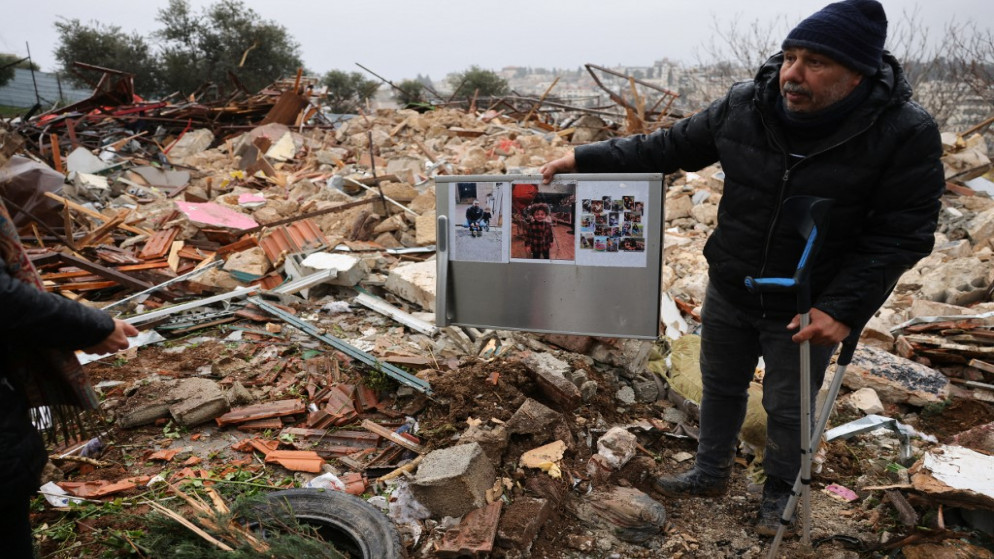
[782,82,811,96]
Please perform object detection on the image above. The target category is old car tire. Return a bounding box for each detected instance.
[250,488,403,559]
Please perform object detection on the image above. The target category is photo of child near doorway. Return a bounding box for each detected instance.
[510,181,576,261]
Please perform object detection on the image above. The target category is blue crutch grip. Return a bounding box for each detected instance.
[744,276,797,293]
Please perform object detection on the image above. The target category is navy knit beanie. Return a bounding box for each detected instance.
[781,0,888,75]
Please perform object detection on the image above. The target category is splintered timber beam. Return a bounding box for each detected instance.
[248,296,432,395]
[31,252,153,291]
[43,192,153,237]
[521,76,561,125]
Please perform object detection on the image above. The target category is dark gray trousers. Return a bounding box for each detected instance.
[695,283,837,483]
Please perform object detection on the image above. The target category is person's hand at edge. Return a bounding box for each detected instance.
[539,151,576,184]
[788,308,850,346]
[84,319,140,355]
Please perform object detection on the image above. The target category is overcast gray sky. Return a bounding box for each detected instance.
[2,0,990,81]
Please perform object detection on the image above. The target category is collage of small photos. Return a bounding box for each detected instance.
[578,195,646,254]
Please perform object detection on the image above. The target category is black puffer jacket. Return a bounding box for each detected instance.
[0,255,115,495]
[575,53,944,328]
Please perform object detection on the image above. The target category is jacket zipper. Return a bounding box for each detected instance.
[753,105,876,315]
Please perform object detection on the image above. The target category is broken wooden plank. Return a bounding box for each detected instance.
[884,490,919,526]
[43,191,153,236]
[53,281,117,292]
[361,419,424,454]
[970,359,994,375]
[31,251,153,291]
[76,209,129,247]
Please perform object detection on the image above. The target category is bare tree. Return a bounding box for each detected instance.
[686,14,792,106]
[887,7,966,129]
[948,20,994,134]
[681,7,994,141]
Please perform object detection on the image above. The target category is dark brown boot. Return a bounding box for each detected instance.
[756,476,796,537]
[652,468,729,498]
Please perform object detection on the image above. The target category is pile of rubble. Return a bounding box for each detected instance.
[4,70,994,558]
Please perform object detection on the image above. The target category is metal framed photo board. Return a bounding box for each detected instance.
[435,173,664,339]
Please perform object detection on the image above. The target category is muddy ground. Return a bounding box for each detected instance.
[30,296,994,559]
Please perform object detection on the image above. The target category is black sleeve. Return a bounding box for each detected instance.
[0,261,115,350]
[574,94,726,173]
[815,112,945,329]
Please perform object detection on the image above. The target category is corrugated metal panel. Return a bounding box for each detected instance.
[0,68,92,109]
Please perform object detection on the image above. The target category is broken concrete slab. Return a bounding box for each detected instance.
[909,299,976,318]
[66,146,112,174]
[411,442,496,518]
[459,424,508,466]
[372,213,410,235]
[861,314,897,350]
[506,398,572,446]
[539,334,595,354]
[596,427,637,470]
[588,339,653,379]
[117,401,172,429]
[168,378,230,427]
[377,181,420,203]
[919,256,989,306]
[969,205,994,245]
[933,238,974,259]
[664,193,693,222]
[415,210,437,246]
[408,188,437,214]
[520,353,581,411]
[116,377,227,429]
[384,258,436,310]
[384,158,423,186]
[168,128,215,161]
[223,247,272,281]
[845,387,885,416]
[838,345,950,406]
[301,252,368,286]
[132,165,191,188]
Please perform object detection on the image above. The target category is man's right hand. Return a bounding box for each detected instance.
[84,319,139,355]
[539,152,576,184]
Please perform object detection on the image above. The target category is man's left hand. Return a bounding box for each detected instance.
[788,308,850,346]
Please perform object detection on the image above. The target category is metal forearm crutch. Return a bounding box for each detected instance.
[744,195,833,551]
[765,330,861,557]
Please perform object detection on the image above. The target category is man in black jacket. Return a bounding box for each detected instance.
[540,0,944,536]
[465,200,485,227]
